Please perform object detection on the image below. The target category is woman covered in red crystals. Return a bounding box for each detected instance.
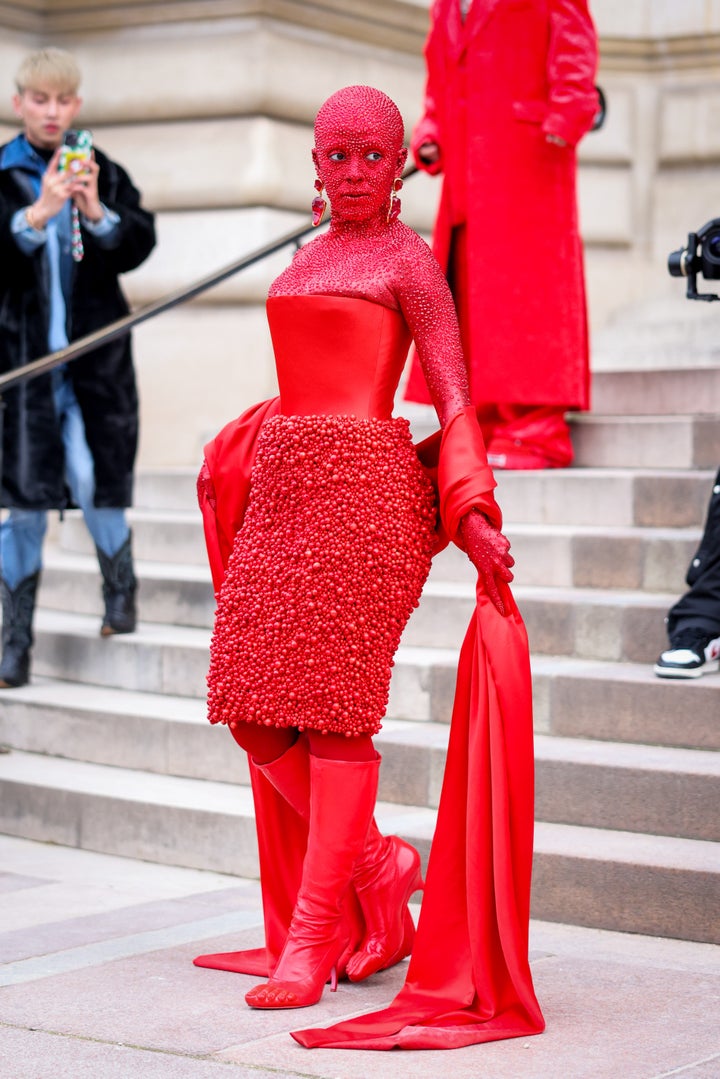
[195,85,544,1050]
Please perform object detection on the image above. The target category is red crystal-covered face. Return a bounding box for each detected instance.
[313,86,407,224]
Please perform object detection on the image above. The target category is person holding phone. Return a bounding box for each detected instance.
[0,47,155,687]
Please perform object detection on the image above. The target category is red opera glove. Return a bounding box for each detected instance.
[432,407,513,615]
[460,509,515,616]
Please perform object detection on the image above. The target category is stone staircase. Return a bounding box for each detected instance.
[0,368,718,945]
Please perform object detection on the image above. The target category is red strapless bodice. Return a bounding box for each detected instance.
[266,295,411,419]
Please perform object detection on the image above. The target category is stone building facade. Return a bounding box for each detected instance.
[1,1,718,464]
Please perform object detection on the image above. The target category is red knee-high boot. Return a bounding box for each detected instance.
[245,755,379,1010]
[257,740,422,982]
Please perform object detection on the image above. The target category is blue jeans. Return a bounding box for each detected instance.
[0,371,129,589]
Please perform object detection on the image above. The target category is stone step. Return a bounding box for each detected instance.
[531,655,720,751]
[51,517,701,591]
[58,510,209,565]
[569,415,719,470]
[0,750,715,943]
[533,734,720,843]
[1,681,717,843]
[590,367,720,416]
[0,681,445,806]
[406,404,719,470]
[39,542,687,664]
[134,468,198,512]
[41,551,216,629]
[0,749,263,877]
[590,297,720,372]
[32,610,212,701]
[411,582,676,663]
[0,680,247,786]
[133,465,716,529]
[4,654,718,765]
[531,821,719,944]
[497,468,715,528]
[27,611,720,734]
[519,585,673,664]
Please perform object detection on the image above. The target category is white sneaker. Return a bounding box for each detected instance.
[653,631,720,679]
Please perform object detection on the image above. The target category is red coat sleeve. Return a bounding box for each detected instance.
[542,0,600,147]
[410,0,445,174]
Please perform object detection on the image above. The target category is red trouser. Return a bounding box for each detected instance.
[450,226,573,469]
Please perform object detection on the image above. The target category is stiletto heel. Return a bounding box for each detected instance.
[245,755,379,1011]
[251,742,425,983]
[245,918,349,1009]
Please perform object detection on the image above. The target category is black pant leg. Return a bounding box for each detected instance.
[667,467,720,638]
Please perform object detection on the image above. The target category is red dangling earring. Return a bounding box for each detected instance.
[311,179,327,227]
[387,177,403,223]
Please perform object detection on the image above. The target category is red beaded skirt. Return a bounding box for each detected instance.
[206,414,437,736]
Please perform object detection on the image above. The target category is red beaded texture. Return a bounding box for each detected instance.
[207,415,437,736]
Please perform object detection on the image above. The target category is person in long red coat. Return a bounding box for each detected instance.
[404,0,599,468]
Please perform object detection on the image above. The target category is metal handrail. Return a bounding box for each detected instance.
[0,164,420,395]
[0,220,317,395]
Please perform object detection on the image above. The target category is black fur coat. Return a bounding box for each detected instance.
[0,140,155,509]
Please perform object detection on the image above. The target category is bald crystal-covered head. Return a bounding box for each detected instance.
[314,85,404,149]
[313,85,407,225]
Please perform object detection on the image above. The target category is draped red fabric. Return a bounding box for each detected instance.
[197,397,281,594]
[196,400,544,1049]
[292,586,543,1048]
[292,406,544,1049]
[193,760,309,977]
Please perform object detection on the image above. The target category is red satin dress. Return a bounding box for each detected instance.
[197,294,545,1050]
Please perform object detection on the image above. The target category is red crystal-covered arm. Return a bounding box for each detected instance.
[397,238,469,428]
[398,240,514,612]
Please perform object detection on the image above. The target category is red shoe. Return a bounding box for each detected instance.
[345,835,423,982]
[254,740,422,982]
[244,903,348,1009]
[245,755,379,1010]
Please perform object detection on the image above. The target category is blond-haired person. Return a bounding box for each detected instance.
[0,48,155,686]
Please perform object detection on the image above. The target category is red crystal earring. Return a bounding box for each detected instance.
[311,179,327,227]
[387,177,403,223]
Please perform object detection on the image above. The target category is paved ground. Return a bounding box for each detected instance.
[0,834,718,1079]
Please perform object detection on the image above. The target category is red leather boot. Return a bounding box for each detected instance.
[258,740,422,982]
[245,755,379,1009]
[344,833,421,981]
